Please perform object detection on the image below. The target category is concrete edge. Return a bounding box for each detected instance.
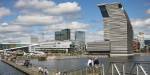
[1,59,36,75]
[110,54,134,57]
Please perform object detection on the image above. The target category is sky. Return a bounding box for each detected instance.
[0,0,150,44]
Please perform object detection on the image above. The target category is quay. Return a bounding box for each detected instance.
[1,59,39,75]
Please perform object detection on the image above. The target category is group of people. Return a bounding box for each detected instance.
[23,60,31,67]
[38,67,49,75]
[87,57,100,68]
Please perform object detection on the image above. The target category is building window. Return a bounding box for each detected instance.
[99,5,109,17]
[118,4,122,8]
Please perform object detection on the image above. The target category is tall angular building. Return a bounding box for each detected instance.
[98,3,133,56]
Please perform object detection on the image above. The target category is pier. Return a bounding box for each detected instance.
[1,59,39,75]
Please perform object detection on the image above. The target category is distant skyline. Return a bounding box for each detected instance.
[0,0,150,43]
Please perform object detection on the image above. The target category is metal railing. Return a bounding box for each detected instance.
[56,61,150,75]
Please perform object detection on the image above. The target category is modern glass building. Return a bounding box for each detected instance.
[55,29,70,41]
[55,31,62,41]
[0,44,28,50]
[62,29,70,40]
[75,31,85,43]
[75,31,86,51]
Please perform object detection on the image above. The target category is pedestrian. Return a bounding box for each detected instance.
[43,67,49,75]
[87,58,94,67]
[38,67,44,74]
[94,57,100,68]
[93,57,100,73]
[87,58,94,74]
[24,60,30,67]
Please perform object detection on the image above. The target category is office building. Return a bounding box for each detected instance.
[75,31,85,43]
[75,31,86,51]
[62,29,70,40]
[55,31,62,41]
[145,40,150,46]
[55,29,70,41]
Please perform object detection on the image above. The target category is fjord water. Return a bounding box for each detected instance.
[0,61,26,75]
[0,54,150,74]
[30,54,150,72]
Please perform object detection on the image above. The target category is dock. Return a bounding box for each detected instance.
[1,59,40,75]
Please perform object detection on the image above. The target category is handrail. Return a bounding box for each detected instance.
[61,61,150,75]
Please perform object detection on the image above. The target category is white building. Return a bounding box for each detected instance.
[137,32,145,49]
[30,40,73,53]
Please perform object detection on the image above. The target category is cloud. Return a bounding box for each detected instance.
[0,24,24,33]
[67,22,90,30]
[15,0,55,9]
[131,18,150,27]
[146,9,150,14]
[1,22,9,26]
[44,2,81,15]
[46,21,90,32]
[15,14,63,25]
[131,18,150,39]
[86,31,104,42]
[0,7,11,18]
[15,0,81,15]
[0,0,88,44]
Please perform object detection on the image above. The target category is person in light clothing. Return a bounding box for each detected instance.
[87,58,94,67]
[43,67,49,75]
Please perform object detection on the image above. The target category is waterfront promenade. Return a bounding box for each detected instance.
[0,53,150,75]
[1,59,40,75]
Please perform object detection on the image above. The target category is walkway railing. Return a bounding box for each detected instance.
[58,61,150,75]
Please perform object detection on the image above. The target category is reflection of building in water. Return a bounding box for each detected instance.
[137,32,145,49]
[87,3,133,56]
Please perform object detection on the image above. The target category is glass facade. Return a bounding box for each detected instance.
[0,44,28,50]
[62,29,70,40]
[75,31,85,43]
[55,31,62,41]
[55,29,70,41]
[99,5,109,17]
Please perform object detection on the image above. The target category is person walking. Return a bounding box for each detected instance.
[87,58,94,74]
[43,67,49,75]
[93,57,100,74]
[87,58,94,67]
[94,57,100,68]
[38,67,44,74]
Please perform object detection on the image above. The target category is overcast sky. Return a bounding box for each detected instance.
[0,0,150,44]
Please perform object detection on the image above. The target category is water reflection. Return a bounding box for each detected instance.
[0,61,26,75]
[31,55,150,72]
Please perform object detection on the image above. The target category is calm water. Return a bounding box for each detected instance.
[30,54,150,72]
[0,61,26,75]
[0,54,150,74]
